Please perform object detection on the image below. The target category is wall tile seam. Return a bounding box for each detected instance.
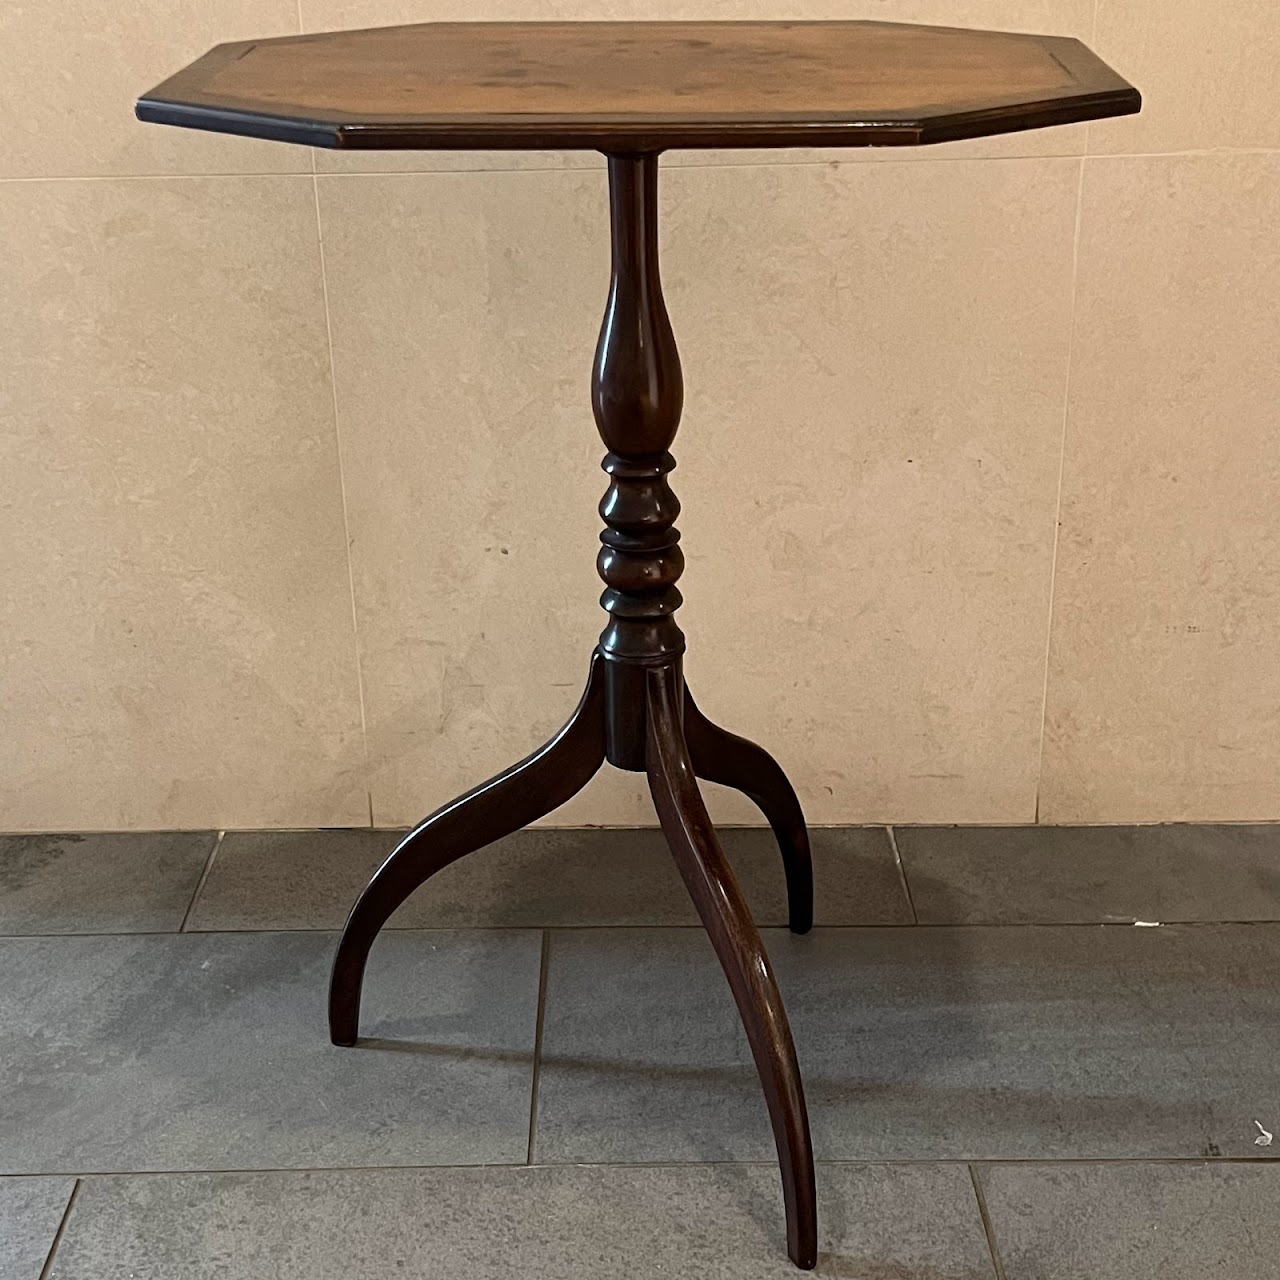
[3,148,1280,186]
[306,158,374,829]
[1032,154,1089,825]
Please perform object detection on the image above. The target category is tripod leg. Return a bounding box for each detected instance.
[646,664,818,1270]
[329,654,608,1046]
[683,687,814,934]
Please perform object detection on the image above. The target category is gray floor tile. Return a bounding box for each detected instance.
[896,824,1280,924]
[0,832,215,935]
[0,1177,76,1280]
[535,923,1280,1163]
[187,829,387,931]
[978,1162,1280,1278]
[1,929,540,1174]
[190,826,908,930]
[48,1163,995,1279]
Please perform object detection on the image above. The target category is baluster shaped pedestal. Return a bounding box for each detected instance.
[328,150,818,1270]
[593,149,686,768]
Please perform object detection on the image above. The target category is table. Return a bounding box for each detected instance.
[138,23,1139,1268]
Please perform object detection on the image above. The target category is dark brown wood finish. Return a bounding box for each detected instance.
[321,151,820,1266]
[328,653,608,1047]
[646,662,817,1269]
[684,687,814,934]
[137,20,1139,151]
[138,21,1138,1271]
[594,152,686,769]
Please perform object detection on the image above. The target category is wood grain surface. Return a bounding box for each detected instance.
[136,20,1140,151]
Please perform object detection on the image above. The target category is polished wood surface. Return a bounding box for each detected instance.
[328,654,608,1049]
[646,663,817,1269]
[684,687,814,934]
[594,152,686,692]
[137,20,1139,150]
[323,152,819,1267]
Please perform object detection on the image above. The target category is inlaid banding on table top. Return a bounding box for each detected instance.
[136,20,1140,151]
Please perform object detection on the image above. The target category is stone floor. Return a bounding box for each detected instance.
[3,824,1280,1278]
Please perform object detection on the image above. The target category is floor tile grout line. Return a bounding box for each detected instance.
[9,1156,1280,1182]
[178,832,224,933]
[969,1164,1009,1280]
[1032,150,1088,825]
[884,826,918,925]
[37,1178,80,1280]
[526,929,552,1165]
[5,918,1280,942]
[7,821,1277,837]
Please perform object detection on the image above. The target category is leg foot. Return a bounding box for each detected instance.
[683,687,814,934]
[328,654,608,1046]
[646,665,818,1270]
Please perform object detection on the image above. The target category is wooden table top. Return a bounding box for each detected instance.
[136,20,1139,152]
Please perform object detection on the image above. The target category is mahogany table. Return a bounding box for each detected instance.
[138,23,1138,1269]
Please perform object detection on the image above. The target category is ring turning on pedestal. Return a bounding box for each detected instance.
[326,153,819,1269]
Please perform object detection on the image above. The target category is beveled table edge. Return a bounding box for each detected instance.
[134,23,1140,153]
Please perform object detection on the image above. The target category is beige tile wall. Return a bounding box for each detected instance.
[2,1,1277,830]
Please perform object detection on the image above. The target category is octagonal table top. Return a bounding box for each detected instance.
[136,20,1140,152]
